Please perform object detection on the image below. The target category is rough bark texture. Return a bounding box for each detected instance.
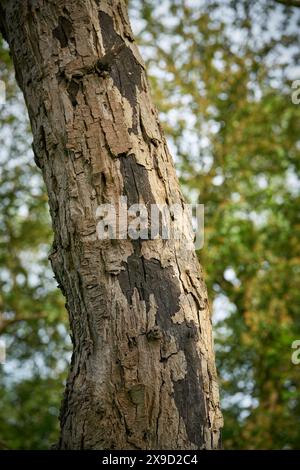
[0,0,223,449]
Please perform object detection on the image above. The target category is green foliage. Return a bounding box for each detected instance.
[0,36,70,449]
[0,373,65,449]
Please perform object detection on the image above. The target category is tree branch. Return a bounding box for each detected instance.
[0,313,48,335]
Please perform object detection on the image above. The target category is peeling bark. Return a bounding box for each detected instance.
[0,0,223,450]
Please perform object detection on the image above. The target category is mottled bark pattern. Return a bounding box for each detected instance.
[1,0,223,449]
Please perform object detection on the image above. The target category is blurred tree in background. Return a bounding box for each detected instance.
[0,37,70,449]
[1,0,300,449]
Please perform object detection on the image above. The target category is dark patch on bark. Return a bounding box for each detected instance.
[118,248,180,324]
[32,140,42,169]
[117,151,206,446]
[98,11,142,133]
[118,248,206,447]
[119,153,156,208]
[172,323,206,448]
[53,16,73,48]
[67,79,80,107]
[94,42,126,76]
[32,124,48,171]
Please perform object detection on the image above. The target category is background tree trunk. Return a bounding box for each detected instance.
[0,0,222,449]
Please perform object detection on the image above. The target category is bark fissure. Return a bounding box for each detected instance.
[53,16,74,49]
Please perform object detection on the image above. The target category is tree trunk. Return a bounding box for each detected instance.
[0,0,222,450]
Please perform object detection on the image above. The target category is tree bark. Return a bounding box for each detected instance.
[0,0,222,450]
